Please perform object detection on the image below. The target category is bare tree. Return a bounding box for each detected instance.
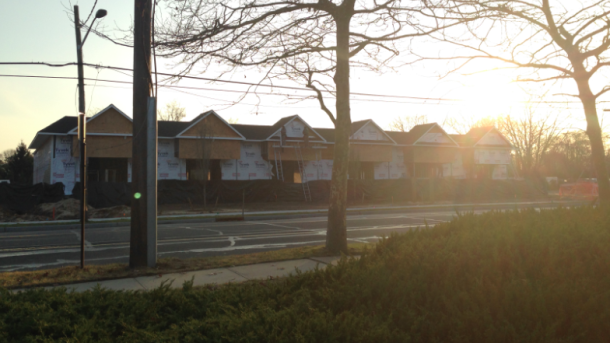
[446,115,496,134]
[156,0,463,253]
[497,108,563,176]
[158,100,186,121]
[425,0,610,204]
[388,114,429,132]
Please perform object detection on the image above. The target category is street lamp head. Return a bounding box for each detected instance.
[95,9,107,19]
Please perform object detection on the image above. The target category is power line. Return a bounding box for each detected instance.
[0,61,463,102]
[0,72,606,109]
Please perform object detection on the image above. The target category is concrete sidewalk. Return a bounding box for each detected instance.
[16,256,349,293]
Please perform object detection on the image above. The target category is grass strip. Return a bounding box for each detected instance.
[1,243,369,290]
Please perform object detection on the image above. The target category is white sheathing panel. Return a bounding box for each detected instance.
[303,160,333,181]
[374,147,406,179]
[157,140,187,180]
[352,122,388,141]
[418,133,453,144]
[222,143,272,180]
[443,152,467,179]
[492,164,508,180]
[51,135,78,194]
[478,131,508,146]
[475,149,511,164]
[33,137,53,184]
[374,162,389,180]
[303,159,333,180]
[303,160,320,181]
[285,119,305,138]
[221,159,238,180]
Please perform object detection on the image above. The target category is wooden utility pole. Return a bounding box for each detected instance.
[130,0,157,268]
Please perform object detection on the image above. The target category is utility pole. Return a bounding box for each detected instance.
[130,0,157,268]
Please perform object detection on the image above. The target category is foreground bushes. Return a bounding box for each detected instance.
[2,206,610,342]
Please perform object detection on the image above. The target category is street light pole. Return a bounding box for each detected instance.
[73,5,106,269]
[73,5,87,269]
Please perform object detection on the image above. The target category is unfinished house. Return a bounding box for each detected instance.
[30,105,514,197]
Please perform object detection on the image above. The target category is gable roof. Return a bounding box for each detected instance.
[350,120,369,135]
[67,104,132,134]
[350,119,397,144]
[29,117,79,149]
[472,127,511,147]
[176,110,246,139]
[451,126,511,147]
[466,126,492,145]
[265,115,326,142]
[385,130,415,145]
[411,123,459,147]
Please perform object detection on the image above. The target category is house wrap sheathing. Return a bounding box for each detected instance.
[30,105,513,194]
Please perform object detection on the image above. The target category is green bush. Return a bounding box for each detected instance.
[1,206,609,342]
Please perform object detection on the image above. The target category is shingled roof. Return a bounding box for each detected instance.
[39,116,78,134]
[231,124,275,140]
[158,121,190,138]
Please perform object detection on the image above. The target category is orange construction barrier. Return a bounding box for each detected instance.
[559,182,598,200]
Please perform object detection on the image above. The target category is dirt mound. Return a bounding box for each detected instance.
[89,205,131,219]
[37,198,93,220]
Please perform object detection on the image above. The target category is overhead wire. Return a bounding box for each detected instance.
[2,61,609,106]
[0,72,602,110]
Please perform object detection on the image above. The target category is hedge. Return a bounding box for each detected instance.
[1,206,609,342]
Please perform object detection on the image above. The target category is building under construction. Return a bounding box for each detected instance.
[29,104,513,199]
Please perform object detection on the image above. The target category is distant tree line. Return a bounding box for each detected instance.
[0,141,33,185]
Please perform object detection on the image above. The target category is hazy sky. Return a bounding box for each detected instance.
[0,0,607,153]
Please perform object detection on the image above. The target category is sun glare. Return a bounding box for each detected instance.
[458,71,528,121]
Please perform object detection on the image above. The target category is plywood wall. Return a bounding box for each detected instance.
[349,144,393,162]
[72,135,132,158]
[177,139,240,159]
[180,114,241,139]
[87,108,133,134]
[404,146,458,163]
[265,142,331,161]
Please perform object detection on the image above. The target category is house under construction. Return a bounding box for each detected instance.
[29,104,513,198]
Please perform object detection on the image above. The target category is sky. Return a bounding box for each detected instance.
[0,0,608,154]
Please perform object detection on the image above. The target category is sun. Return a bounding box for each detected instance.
[457,69,529,122]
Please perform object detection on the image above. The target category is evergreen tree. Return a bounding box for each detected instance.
[4,141,34,184]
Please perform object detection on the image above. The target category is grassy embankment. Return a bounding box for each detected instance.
[2,206,609,342]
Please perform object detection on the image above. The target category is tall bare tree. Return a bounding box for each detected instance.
[158,100,187,121]
[388,114,429,132]
[497,109,563,176]
[156,0,462,253]
[425,0,610,204]
[445,115,497,134]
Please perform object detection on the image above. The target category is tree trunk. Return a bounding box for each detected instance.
[576,80,610,205]
[326,14,352,254]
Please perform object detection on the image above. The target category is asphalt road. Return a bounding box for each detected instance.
[0,202,566,272]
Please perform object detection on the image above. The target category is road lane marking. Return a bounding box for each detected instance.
[71,230,93,248]
[258,222,302,230]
